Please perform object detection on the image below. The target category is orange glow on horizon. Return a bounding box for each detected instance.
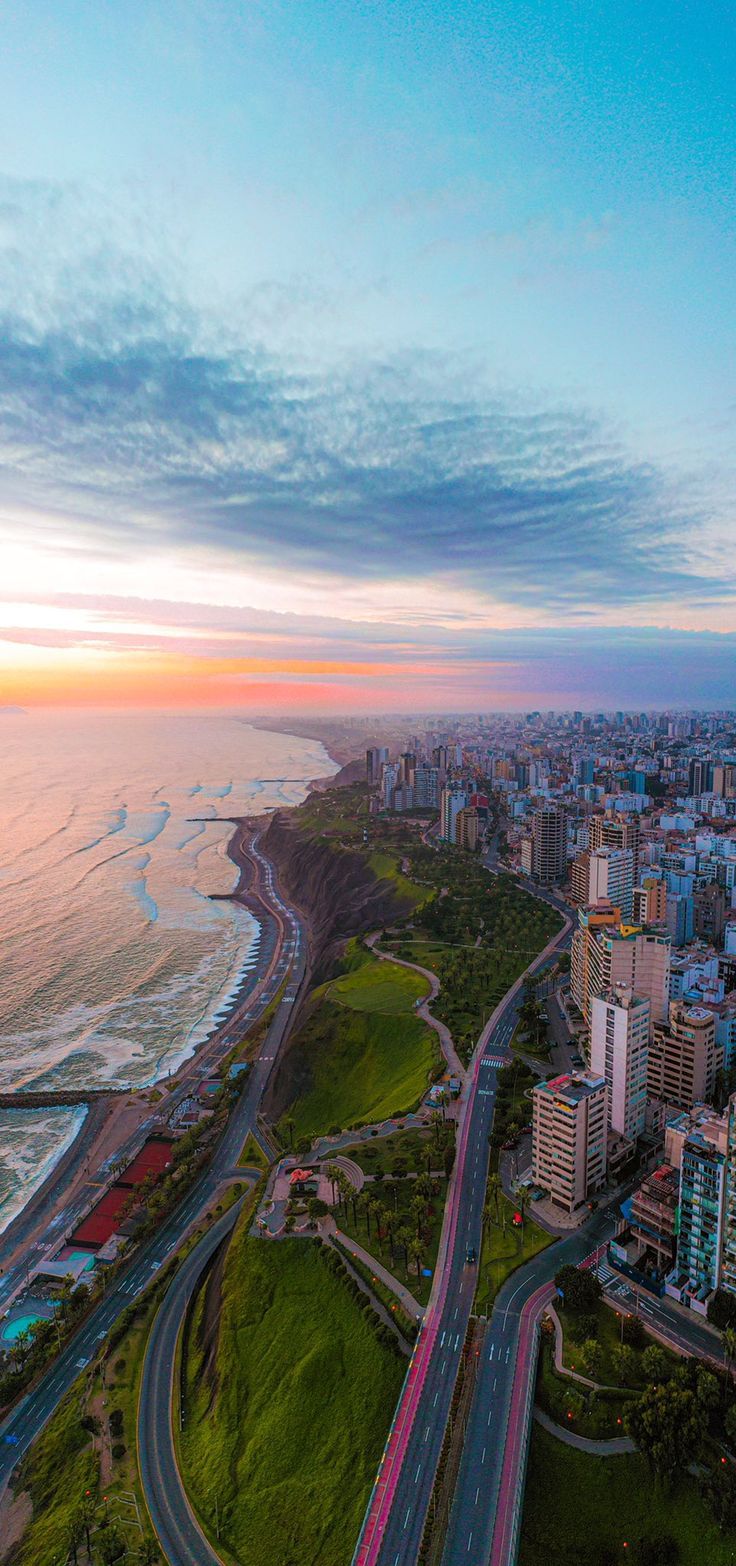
[0,646,517,709]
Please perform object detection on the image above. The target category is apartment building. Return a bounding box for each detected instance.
[590,985,649,1141]
[571,907,670,1030]
[531,1071,607,1213]
[527,805,567,885]
[647,1000,720,1111]
[589,811,641,880]
[633,874,667,926]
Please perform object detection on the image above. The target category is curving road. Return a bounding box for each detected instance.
[352,894,573,1566]
[138,1201,246,1566]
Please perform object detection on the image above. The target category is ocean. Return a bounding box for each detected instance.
[0,711,336,1232]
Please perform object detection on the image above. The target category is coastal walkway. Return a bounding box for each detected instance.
[366,931,467,1081]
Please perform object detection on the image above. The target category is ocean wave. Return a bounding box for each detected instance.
[78,804,128,852]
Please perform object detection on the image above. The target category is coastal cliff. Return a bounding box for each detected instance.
[261,810,415,1125]
[262,809,409,979]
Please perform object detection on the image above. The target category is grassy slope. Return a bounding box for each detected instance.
[13,1390,99,1566]
[180,1235,405,1566]
[282,946,439,1141]
[475,1193,553,1314]
[367,850,428,910]
[520,1426,736,1566]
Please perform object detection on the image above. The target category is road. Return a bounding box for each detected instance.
[352,894,573,1566]
[0,829,306,1499]
[138,1202,245,1566]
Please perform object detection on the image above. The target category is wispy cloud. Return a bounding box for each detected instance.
[0,178,731,624]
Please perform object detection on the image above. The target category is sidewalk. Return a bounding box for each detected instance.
[327,1219,424,1319]
[366,932,467,1081]
[534,1407,635,1456]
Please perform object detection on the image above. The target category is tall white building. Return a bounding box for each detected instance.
[590,984,649,1142]
[588,846,635,922]
[440,783,468,843]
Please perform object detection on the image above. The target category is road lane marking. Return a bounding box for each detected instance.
[466,1533,473,1552]
[481,1446,486,1464]
[475,1488,480,1506]
[404,1507,411,1530]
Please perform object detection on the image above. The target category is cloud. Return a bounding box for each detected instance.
[0,182,730,621]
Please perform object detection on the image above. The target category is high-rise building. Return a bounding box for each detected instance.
[647,1000,720,1110]
[398,751,416,786]
[571,909,670,1030]
[633,874,667,926]
[719,1095,736,1296]
[590,985,650,1142]
[528,805,567,885]
[531,1071,607,1213]
[440,782,468,843]
[688,757,707,796]
[413,766,440,809]
[694,883,727,946]
[676,1127,726,1304]
[589,812,640,880]
[381,762,399,810]
[455,806,480,852]
[587,846,635,921]
[366,745,389,784]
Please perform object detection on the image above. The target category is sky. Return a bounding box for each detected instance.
[0,0,734,712]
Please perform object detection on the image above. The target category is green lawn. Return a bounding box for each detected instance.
[280,946,440,1142]
[237,1131,269,1170]
[367,850,429,910]
[179,1233,405,1566]
[327,956,430,1014]
[520,1426,736,1565]
[536,1337,636,1439]
[475,1193,554,1315]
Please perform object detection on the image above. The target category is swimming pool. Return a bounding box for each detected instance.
[2,1312,44,1342]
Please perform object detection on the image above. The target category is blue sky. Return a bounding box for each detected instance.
[0,1,734,708]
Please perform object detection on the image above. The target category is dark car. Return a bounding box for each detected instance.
[465,1246,477,1265]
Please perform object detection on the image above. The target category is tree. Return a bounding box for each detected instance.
[581,1338,603,1381]
[325,1164,341,1206]
[611,1344,636,1386]
[487,1172,502,1222]
[704,1462,736,1529]
[138,1539,161,1565]
[554,1264,602,1314]
[696,1368,719,1414]
[724,1402,736,1446]
[66,1513,84,1566]
[409,1236,425,1277]
[723,1324,736,1385]
[512,1183,529,1236]
[307,1197,328,1223]
[708,1288,736,1332]
[97,1524,127,1564]
[283,1116,295,1149]
[641,1345,669,1385]
[625,1382,706,1483]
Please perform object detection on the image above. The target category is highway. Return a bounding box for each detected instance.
[0,828,307,1500]
[353,893,573,1566]
[138,1201,245,1566]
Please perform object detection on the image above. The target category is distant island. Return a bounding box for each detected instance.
[0,706,27,715]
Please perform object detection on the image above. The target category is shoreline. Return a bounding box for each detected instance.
[0,724,339,1269]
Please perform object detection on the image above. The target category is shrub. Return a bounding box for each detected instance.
[111,1442,126,1460]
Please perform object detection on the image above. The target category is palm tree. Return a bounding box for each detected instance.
[325,1164,341,1207]
[487,1171,502,1222]
[723,1326,736,1395]
[66,1513,84,1566]
[397,1225,412,1277]
[409,1236,425,1277]
[513,1183,529,1238]
[283,1116,295,1149]
[138,1539,160,1565]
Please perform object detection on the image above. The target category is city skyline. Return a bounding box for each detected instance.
[1,1,734,709]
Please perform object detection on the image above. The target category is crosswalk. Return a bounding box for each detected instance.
[481,1054,507,1070]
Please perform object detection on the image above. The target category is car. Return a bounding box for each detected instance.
[465,1246,477,1265]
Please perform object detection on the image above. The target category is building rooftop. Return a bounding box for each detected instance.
[535,1071,606,1104]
